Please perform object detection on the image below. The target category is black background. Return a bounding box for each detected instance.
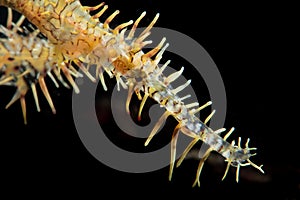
[0,0,299,199]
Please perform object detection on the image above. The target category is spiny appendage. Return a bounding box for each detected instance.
[0,2,159,123]
[0,8,83,124]
[145,93,264,186]
[145,94,264,187]
[64,2,264,187]
[83,5,160,94]
[186,130,264,187]
[221,137,264,183]
[0,2,264,186]
[117,20,265,185]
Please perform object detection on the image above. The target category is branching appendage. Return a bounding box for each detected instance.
[193,132,264,187]
[167,110,264,187]
[222,138,264,183]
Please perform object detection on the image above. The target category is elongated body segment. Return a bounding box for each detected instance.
[0,0,264,186]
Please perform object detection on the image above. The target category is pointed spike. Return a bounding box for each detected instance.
[204,109,216,124]
[189,101,212,115]
[138,40,153,49]
[238,137,241,148]
[142,37,166,60]
[172,79,191,94]
[93,5,108,19]
[20,96,27,124]
[5,91,21,109]
[223,127,235,141]
[47,71,59,88]
[156,60,171,76]
[145,111,170,146]
[74,60,96,82]
[138,94,148,121]
[214,128,226,135]
[245,138,250,148]
[247,159,265,174]
[236,164,241,183]
[165,67,184,84]
[169,124,181,181]
[127,11,146,40]
[7,8,12,29]
[18,69,31,79]
[38,77,56,114]
[99,72,107,91]
[259,165,264,173]
[222,161,232,181]
[113,20,133,35]
[31,83,40,112]
[104,67,113,78]
[104,10,120,29]
[248,147,257,151]
[67,64,83,78]
[52,67,70,89]
[139,13,160,38]
[61,63,80,94]
[126,84,134,114]
[0,76,14,85]
[176,137,199,168]
[84,2,105,12]
[135,31,151,44]
[13,15,25,33]
[192,148,212,187]
[179,94,191,101]
[154,43,169,64]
